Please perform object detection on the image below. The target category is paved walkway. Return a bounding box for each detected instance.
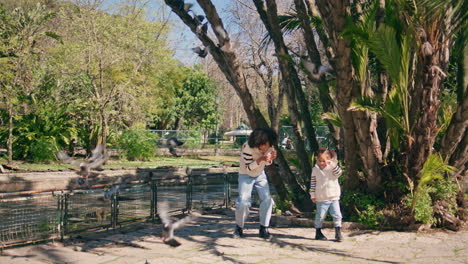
[1,210,467,264]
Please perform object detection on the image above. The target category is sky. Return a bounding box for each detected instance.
[97,0,234,65]
[156,0,233,65]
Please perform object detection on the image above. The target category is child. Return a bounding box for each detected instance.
[310,148,343,241]
[233,128,278,240]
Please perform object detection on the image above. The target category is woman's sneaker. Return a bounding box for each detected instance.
[315,228,328,240]
[259,225,273,240]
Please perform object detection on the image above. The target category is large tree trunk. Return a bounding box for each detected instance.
[314,0,361,190]
[294,0,339,153]
[252,0,313,179]
[165,0,304,210]
[407,31,450,184]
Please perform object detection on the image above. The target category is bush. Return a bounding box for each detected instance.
[181,130,203,149]
[431,178,458,207]
[357,205,385,229]
[117,130,159,161]
[405,186,435,224]
[341,190,385,228]
[29,136,58,163]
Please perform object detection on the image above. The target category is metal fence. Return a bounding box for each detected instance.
[0,169,272,248]
[150,126,333,150]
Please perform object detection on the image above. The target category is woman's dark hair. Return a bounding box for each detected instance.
[248,128,278,148]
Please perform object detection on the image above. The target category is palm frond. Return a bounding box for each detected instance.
[349,96,405,132]
[418,153,456,184]
[419,0,467,35]
[260,12,322,51]
[321,112,342,128]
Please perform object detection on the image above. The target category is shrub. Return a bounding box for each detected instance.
[405,186,435,224]
[181,130,203,149]
[358,205,385,229]
[29,136,58,163]
[117,130,159,161]
[341,190,385,227]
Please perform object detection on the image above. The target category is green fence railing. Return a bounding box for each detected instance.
[0,169,274,248]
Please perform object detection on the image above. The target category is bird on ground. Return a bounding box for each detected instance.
[166,137,184,157]
[158,201,198,247]
[57,144,109,185]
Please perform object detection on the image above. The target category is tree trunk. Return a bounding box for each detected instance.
[165,0,305,210]
[100,106,108,152]
[252,0,313,180]
[315,0,361,190]
[407,36,449,183]
[352,110,383,193]
[7,103,13,163]
[440,90,467,164]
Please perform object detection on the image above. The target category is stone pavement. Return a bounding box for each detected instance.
[1,210,467,264]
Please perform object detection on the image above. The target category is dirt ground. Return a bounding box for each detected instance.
[1,210,467,264]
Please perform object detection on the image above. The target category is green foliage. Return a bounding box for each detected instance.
[181,130,203,149]
[321,112,342,128]
[357,205,385,229]
[273,193,293,215]
[9,101,77,161]
[117,129,159,161]
[176,67,218,130]
[406,154,457,223]
[341,190,385,227]
[29,136,58,163]
[431,178,458,203]
[405,186,435,224]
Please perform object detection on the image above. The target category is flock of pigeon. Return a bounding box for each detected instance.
[56,141,196,249]
[172,0,335,81]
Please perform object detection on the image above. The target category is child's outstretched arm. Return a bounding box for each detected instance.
[328,158,342,178]
[310,170,317,202]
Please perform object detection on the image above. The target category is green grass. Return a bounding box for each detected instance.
[1,156,239,172]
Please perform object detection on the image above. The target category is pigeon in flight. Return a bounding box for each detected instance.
[195,15,205,23]
[103,181,125,200]
[173,0,193,12]
[57,144,109,184]
[158,201,197,247]
[196,22,208,35]
[192,46,208,58]
[166,137,184,157]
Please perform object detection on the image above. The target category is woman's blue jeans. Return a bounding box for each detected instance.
[315,200,342,228]
[235,171,273,228]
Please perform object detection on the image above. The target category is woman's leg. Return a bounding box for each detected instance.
[235,174,255,228]
[254,171,273,227]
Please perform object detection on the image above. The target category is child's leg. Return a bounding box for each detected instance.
[328,200,342,227]
[315,200,332,228]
